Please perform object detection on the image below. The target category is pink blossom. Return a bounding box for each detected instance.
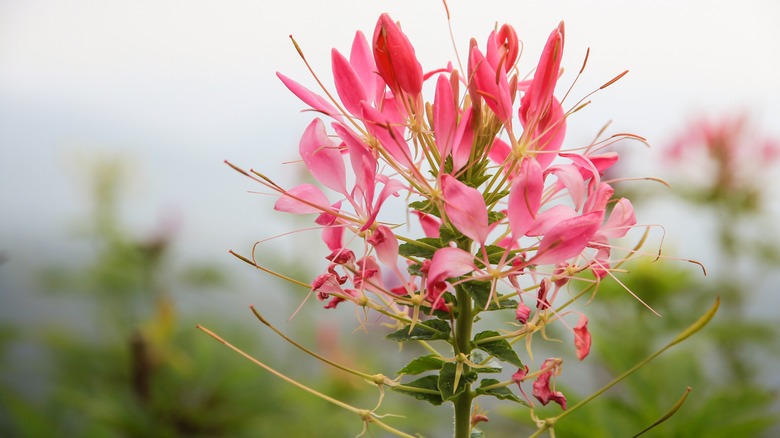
[532,358,567,409]
[441,175,489,244]
[531,210,603,265]
[426,247,476,295]
[573,314,592,360]
[515,300,531,323]
[468,44,513,123]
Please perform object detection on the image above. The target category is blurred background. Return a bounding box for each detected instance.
[1,0,779,436]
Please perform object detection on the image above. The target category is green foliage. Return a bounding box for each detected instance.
[398,355,446,375]
[475,379,526,405]
[389,375,444,406]
[386,319,451,342]
[473,331,524,368]
[463,280,518,311]
[438,363,478,401]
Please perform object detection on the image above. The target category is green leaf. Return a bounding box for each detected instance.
[438,362,478,401]
[398,237,443,259]
[470,429,486,438]
[473,330,524,367]
[389,375,444,406]
[470,350,502,373]
[462,281,517,311]
[438,225,461,245]
[485,189,510,205]
[479,245,509,265]
[475,379,527,405]
[398,355,445,375]
[487,211,506,225]
[386,319,451,342]
[408,200,436,215]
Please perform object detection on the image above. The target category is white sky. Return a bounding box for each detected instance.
[1,0,779,319]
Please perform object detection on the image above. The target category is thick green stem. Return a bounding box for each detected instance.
[453,285,473,438]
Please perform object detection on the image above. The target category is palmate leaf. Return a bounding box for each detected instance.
[386,319,451,342]
[397,355,445,375]
[473,330,524,367]
[438,362,478,401]
[389,375,444,406]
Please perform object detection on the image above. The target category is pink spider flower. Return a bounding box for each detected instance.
[532,358,567,409]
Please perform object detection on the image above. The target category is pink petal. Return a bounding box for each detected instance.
[332,48,367,116]
[589,233,611,279]
[426,247,476,294]
[314,200,342,226]
[468,46,512,122]
[277,72,340,117]
[531,210,603,265]
[299,119,347,194]
[600,198,636,239]
[588,152,619,175]
[349,31,381,105]
[332,123,377,206]
[360,102,414,169]
[321,225,344,252]
[532,359,567,409]
[367,225,399,267]
[515,300,531,323]
[507,158,544,238]
[488,137,511,166]
[525,97,567,170]
[434,74,457,157]
[441,174,489,244]
[546,163,587,212]
[274,184,329,214]
[451,108,475,172]
[520,22,564,125]
[496,24,519,72]
[559,152,600,187]
[526,204,577,237]
[414,211,441,238]
[362,175,405,231]
[583,182,614,214]
[573,314,592,360]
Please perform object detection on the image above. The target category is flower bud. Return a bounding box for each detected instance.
[372,13,423,96]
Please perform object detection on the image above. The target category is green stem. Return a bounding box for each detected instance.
[544,297,720,431]
[453,285,474,438]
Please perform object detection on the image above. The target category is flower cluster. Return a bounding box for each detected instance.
[235,12,645,433]
[667,113,779,201]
